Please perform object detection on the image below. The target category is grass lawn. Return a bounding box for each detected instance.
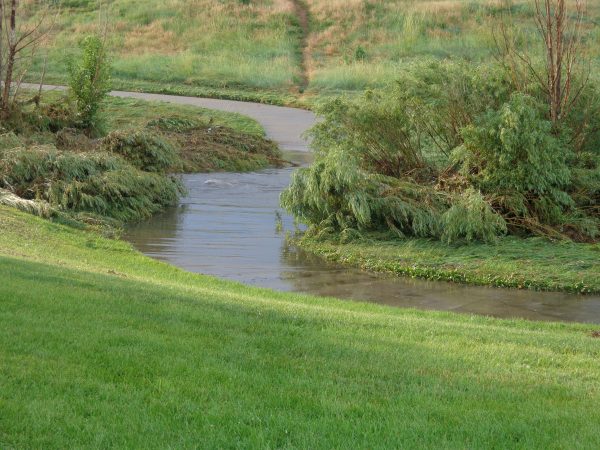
[297,234,600,294]
[1,205,599,448]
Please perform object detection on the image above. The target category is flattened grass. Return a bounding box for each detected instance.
[0,205,599,448]
[298,234,600,294]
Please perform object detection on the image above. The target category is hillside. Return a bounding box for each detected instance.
[23,0,600,102]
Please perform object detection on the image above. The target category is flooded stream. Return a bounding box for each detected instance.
[101,89,600,325]
[125,157,600,324]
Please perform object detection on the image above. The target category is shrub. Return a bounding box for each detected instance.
[101,130,181,173]
[282,60,599,244]
[456,93,575,228]
[67,35,111,132]
[441,189,507,244]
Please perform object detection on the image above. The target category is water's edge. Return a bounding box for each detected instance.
[125,167,600,325]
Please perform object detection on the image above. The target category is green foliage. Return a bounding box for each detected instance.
[457,93,574,227]
[67,35,112,132]
[441,189,507,244]
[283,60,599,244]
[0,145,182,222]
[101,130,181,173]
[458,94,570,195]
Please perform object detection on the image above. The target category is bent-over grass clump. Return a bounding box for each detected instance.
[147,116,283,172]
[0,144,182,223]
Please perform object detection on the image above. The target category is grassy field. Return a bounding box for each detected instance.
[304,0,600,93]
[0,204,599,448]
[20,0,600,103]
[297,234,600,294]
[23,0,305,104]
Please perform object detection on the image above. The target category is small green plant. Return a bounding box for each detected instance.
[354,46,367,61]
[67,35,112,133]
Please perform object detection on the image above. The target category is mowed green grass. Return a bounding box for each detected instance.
[1,205,599,448]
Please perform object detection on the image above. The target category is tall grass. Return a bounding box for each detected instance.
[20,0,600,97]
[305,0,600,93]
[24,0,302,92]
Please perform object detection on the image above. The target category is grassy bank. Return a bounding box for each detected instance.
[0,205,599,448]
[304,0,600,94]
[296,234,600,294]
[23,0,305,102]
[0,90,280,233]
[21,1,600,101]
[103,95,266,136]
[101,96,282,173]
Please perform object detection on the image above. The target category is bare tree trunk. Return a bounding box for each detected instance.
[496,0,588,126]
[534,0,586,124]
[2,0,17,116]
[0,0,4,105]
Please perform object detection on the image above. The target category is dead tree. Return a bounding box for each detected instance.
[535,0,587,123]
[0,0,55,118]
[495,0,589,125]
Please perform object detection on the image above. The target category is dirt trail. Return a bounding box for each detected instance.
[290,0,310,92]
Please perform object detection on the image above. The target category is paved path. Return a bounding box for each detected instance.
[26,84,316,152]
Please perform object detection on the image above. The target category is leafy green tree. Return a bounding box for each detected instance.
[68,35,111,132]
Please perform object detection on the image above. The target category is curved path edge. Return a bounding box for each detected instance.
[22,84,316,152]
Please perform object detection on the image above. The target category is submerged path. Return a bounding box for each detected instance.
[30,84,600,323]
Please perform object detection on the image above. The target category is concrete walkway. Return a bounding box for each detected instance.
[25,84,316,152]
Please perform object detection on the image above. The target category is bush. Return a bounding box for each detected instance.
[101,130,181,173]
[456,93,574,227]
[68,35,111,133]
[441,189,507,244]
[282,60,599,244]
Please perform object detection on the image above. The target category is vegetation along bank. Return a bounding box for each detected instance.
[281,3,599,293]
[0,37,280,236]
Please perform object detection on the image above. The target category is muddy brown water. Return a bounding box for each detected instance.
[43,87,594,324]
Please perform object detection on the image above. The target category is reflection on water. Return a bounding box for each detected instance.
[125,165,600,324]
